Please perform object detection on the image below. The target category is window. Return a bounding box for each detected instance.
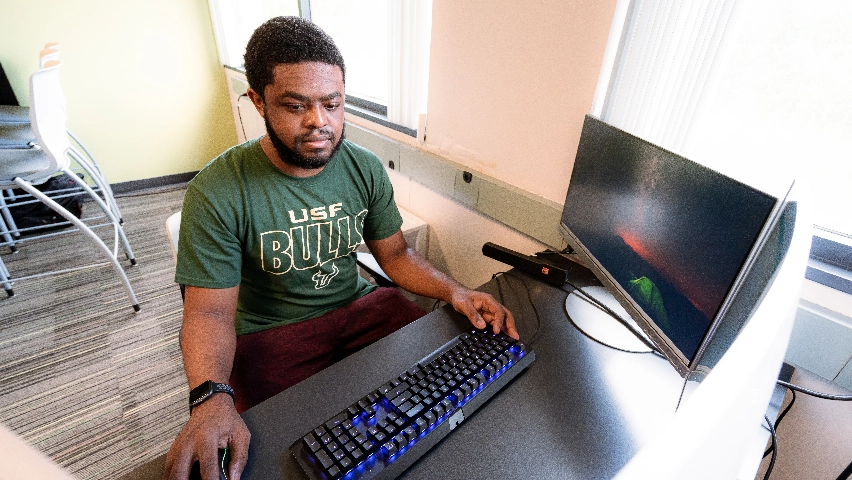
[308,0,433,136]
[207,0,302,68]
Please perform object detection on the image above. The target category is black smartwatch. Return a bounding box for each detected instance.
[189,380,235,412]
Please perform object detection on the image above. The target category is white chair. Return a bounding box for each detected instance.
[0,61,139,310]
[0,44,124,247]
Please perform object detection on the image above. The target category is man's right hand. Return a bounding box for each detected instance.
[162,393,251,480]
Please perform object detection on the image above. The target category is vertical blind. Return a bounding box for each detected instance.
[592,0,745,153]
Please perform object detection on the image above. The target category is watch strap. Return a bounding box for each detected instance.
[189,381,235,411]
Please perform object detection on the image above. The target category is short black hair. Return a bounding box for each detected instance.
[244,16,346,99]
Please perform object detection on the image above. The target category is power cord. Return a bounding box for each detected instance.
[763,390,796,458]
[837,459,852,480]
[777,380,852,401]
[762,415,778,480]
[562,278,664,357]
[761,380,852,479]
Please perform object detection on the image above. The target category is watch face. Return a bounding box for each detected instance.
[190,380,214,403]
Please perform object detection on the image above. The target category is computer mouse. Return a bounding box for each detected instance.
[188,448,230,480]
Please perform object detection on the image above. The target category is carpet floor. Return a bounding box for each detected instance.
[0,186,189,479]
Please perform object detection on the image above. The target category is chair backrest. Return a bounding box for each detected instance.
[166,211,181,262]
[27,63,70,179]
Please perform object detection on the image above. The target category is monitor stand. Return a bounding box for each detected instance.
[564,285,652,353]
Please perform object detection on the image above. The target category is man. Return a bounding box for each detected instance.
[163,16,516,480]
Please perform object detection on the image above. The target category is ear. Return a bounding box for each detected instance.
[246,88,265,119]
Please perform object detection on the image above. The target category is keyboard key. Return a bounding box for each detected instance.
[315,450,334,469]
[325,412,348,430]
[303,433,321,452]
[415,417,428,433]
[381,441,397,458]
[332,449,346,461]
[405,402,425,418]
[390,390,412,407]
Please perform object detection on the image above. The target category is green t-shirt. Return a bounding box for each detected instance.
[175,138,403,335]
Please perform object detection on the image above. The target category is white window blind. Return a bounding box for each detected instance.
[388,0,432,130]
[594,0,852,236]
[592,0,745,153]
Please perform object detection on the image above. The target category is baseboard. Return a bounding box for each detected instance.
[111,172,198,195]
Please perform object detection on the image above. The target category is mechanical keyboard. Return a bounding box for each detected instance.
[290,328,535,480]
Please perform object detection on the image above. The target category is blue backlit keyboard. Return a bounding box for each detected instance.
[290,328,535,480]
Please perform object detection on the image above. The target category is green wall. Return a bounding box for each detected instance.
[0,0,238,183]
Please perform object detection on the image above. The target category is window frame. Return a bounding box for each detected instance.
[301,0,420,138]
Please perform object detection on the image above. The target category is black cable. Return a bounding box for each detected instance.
[837,458,852,480]
[764,389,796,458]
[432,299,441,311]
[763,415,778,480]
[500,271,543,346]
[563,304,661,355]
[777,380,852,401]
[563,278,664,356]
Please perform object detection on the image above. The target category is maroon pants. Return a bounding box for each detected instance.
[228,287,425,413]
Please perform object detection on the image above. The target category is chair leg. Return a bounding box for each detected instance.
[67,132,124,224]
[0,194,21,243]
[13,177,139,311]
[63,167,136,265]
[0,215,16,253]
[0,256,13,297]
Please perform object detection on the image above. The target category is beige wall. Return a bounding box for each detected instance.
[0,0,238,184]
[425,0,618,205]
[343,0,618,288]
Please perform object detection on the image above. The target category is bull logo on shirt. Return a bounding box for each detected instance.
[259,204,367,282]
[312,263,340,289]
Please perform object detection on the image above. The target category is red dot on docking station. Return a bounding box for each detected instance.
[541,267,549,275]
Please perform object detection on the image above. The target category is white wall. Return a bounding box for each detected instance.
[424,0,618,205]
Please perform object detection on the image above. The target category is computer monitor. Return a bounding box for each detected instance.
[559,115,796,378]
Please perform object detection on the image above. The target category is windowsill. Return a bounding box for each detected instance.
[807,230,852,295]
[344,104,417,138]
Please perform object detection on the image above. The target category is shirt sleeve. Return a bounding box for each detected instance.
[174,183,243,288]
[361,157,403,241]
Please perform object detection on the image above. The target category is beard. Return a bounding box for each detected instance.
[264,116,345,170]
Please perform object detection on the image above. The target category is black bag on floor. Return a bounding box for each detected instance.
[4,173,85,232]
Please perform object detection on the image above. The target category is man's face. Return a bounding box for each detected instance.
[253,62,345,170]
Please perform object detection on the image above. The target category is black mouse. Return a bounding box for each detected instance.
[188,448,230,480]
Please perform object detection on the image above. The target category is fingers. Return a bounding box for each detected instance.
[198,443,221,480]
[228,422,251,480]
[162,437,193,480]
[502,309,519,340]
[454,296,486,330]
[453,290,518,339]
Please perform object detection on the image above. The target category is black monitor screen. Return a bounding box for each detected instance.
[561,116,777,362]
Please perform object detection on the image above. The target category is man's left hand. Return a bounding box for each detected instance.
[449,288,519,340]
